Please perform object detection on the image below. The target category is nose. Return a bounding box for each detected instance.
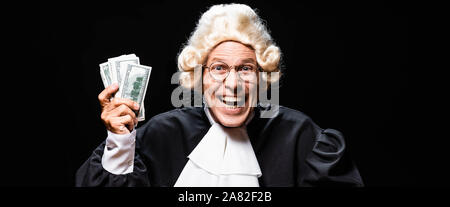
[224,69,240,94]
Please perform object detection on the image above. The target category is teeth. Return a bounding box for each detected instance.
[218,96,243,102]
[224,102,236,107]
[217,96,244,108]
[223,96,239,102]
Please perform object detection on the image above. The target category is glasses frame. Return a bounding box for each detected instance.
[203,61,262,82]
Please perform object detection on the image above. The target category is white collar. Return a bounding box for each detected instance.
[174,107,262,187]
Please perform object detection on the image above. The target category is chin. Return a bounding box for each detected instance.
[215,113,248,127]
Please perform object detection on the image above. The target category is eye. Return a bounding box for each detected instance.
[210,63,228,72]
[240,65,254,72]
[213,65,223,71]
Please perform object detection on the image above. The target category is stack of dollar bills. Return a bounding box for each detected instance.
[99,54,152,122]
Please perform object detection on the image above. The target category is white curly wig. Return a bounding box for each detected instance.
[177,3,282,89]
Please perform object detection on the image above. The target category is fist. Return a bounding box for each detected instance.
[98,83,140,134]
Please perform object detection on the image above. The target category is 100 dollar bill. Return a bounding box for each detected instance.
[99,62,112,88]
[108,54,140,87]
[117,63,152,121]
[99,54,151,122]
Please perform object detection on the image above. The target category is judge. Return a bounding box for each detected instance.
[76,3,363,187]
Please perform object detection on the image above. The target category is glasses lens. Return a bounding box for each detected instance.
[238,64,258,81]
[209,62,229,80]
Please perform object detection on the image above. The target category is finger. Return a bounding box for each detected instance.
[109,115,133,134]
[98,83,119,107]
[106,97,140,112]
[119,115,134,132]
[108,104,137,120]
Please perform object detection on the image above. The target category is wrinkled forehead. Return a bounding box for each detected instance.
[206,41,257,64]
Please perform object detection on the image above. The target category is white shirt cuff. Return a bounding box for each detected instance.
[101,130,136,175]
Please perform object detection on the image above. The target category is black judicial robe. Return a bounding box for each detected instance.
[76,106,363,187]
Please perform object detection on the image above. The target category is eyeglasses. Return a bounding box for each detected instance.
[203,61,260,81]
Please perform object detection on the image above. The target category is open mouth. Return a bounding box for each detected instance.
[217,96,244,108]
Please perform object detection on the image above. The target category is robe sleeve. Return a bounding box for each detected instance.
[297,128,364,187]
[75,139,150,187]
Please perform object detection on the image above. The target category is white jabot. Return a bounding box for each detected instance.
[174,108,262,187]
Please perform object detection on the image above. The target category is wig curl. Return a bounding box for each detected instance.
[177,3,282,89]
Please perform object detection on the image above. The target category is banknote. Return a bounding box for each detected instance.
[99,62,112,88]
[118,63,152,121]
[99,54,151,121]
[108,54,140,87]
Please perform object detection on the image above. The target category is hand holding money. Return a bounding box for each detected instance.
[98,84,140,134]
[98,54,152,133]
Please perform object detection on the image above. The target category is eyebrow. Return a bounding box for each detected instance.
[209,57,257,64]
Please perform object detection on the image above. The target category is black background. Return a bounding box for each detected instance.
[27,0,446,188]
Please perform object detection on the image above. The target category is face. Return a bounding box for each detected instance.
[203,41,258,127]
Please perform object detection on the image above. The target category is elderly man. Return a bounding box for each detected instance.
[76,3,363,187]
